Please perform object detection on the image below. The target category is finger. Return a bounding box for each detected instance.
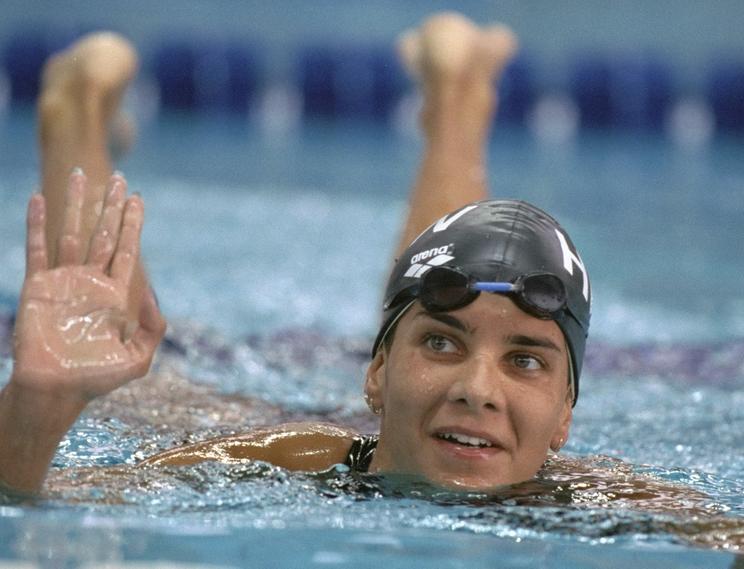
[139,286,166,336]
[25,193,48,277]
[56,169,86,266]
[86,174,127,271]
[124,287,166,377]
[110,194,144,286]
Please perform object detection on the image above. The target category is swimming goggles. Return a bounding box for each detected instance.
[415,266,568,320]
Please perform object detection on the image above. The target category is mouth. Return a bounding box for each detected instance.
[436,432,494,448]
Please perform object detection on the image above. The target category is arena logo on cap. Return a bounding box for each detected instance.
[405,244,454,279]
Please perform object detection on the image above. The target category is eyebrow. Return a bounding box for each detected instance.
[505,334,562,353]
[414,311,471,333]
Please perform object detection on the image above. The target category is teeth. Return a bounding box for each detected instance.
[439,432,493,448]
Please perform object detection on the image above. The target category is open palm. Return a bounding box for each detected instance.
[12,172,165,399]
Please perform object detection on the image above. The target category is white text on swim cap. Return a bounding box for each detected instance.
[554,229,590,302]
[405,245,455,278]
[432,205,479,233]
[410,245,453,265]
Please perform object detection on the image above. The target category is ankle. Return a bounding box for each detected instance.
[420,83,496,139]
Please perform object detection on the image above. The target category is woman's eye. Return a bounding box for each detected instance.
[425,334,458,353]
[512,354,543,370]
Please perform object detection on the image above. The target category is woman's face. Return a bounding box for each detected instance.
[365,293,572,490]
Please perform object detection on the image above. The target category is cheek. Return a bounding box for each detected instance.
[383,353,441,412]
[519,396,567,442]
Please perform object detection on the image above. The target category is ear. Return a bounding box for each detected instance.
[550,402,572,451]
[364,349,386,411]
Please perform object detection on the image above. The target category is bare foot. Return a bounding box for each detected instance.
[108,110,137,160]
[399,12,517,87]
[38,32,138,152]
[398,12,517,133]
[37,32,140,283]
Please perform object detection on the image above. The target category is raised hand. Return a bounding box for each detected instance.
[0,170,165,493]
[11,170,165,399]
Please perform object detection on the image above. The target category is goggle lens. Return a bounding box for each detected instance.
[419,267,477,311]
[520,273,566,316]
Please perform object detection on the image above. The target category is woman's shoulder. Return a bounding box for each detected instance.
[138,422,361,471]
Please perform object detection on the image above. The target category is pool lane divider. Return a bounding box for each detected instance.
[1,30,743,134]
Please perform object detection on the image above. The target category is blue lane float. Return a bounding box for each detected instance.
[298,45,407,120]
[1,29,80,104]
[152,41,197,110]
[152,39,262,113]
[708,59,744,133]
[4,28,741,137]
[570,54,674,130]
[613,56,673,129]
[497,55,537,125]
[570,57,613,128]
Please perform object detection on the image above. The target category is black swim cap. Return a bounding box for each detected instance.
[373,199,591,406]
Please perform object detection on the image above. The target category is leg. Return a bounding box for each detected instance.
[394,13,517,255]
[37,32,145,317]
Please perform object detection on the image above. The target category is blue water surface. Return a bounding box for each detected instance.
[1,110,743,567]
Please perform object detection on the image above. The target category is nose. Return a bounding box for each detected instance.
[446,354,506,412]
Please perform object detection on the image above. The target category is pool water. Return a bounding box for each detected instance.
[0,110,743,567]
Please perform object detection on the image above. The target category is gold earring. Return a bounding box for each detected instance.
[364,393,382,415]
[551,437,564,452]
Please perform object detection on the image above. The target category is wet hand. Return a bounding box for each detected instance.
[11,171,166,400]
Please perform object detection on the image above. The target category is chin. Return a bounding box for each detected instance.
[423,469,521,492]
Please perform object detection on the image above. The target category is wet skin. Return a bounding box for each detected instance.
[365,294,573,490]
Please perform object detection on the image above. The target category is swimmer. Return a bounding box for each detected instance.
[2,13,583,493]
[0,13,582,494]
[0,13,712,506]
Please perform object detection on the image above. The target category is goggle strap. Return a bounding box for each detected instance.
[374,299,417,354]
[472,282,519,293]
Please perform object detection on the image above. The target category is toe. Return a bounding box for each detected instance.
[397,29,423,80]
